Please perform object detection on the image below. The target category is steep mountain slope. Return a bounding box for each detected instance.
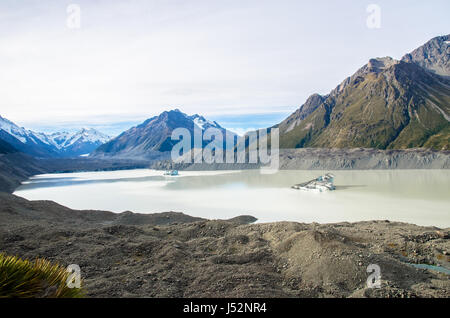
[279,35,450,150]
[0,149,48,193]
[0,116,60,157]
[278,93,327,134]
[0,116,111,157]
[92,109,236,159]
[0,138,17,154]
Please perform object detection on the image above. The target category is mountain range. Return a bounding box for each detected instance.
[0,116,111,158]
[46,128,111,157]
[92,109,236,159]
[94,34,449,159]
[277,34,449,150]
[1,34,448,160]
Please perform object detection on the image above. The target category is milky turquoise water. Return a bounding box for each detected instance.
[13,169,450,227]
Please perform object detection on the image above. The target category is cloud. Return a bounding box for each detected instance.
[0,0,449,131]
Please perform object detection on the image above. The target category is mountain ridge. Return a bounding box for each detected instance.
[277,34,450,150]
[401,34,450,78]
[47,128,111,157]
[0,116,111,158]
[92,109,236,159]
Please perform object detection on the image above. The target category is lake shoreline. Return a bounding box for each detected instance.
[152,148,450,171]
[2,148,449,195]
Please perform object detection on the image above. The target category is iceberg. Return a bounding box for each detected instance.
[292,173,336,192]
[163,170,179,176]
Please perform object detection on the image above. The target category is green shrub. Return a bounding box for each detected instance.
[0,253,85,298]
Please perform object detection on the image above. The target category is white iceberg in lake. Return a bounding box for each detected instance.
[292,173,336,192]
[163,170,179,176]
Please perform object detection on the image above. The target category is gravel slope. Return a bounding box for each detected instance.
[0,193,448,298]
[151,148,450,171]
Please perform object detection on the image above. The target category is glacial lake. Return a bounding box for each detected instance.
[14,169,450,228]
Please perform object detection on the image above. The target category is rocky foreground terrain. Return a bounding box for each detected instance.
[0,192,448,298]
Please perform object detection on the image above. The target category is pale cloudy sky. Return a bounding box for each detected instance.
[0,0,449,135]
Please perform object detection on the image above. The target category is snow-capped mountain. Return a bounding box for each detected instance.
[0,115,60,157]
[92,109,236,159]
[47,128,111,157]
[0,116,49,145]
[0,115,111,157]
[188,114,223,131]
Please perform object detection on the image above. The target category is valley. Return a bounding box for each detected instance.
[0,32,449,300]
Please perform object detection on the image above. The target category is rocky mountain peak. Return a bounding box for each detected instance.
[92,109,234,158]
[401,34,450,77]
[277,34,450,150]
[367,57,399,73]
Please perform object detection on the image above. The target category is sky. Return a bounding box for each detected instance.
[0,0,449,136]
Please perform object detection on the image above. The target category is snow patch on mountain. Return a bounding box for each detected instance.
[0,115,111,157]
[0,115,47,144]
[189,114,223,131]
[49,128,111,149]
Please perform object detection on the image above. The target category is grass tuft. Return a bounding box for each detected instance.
[0,253,85,298]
